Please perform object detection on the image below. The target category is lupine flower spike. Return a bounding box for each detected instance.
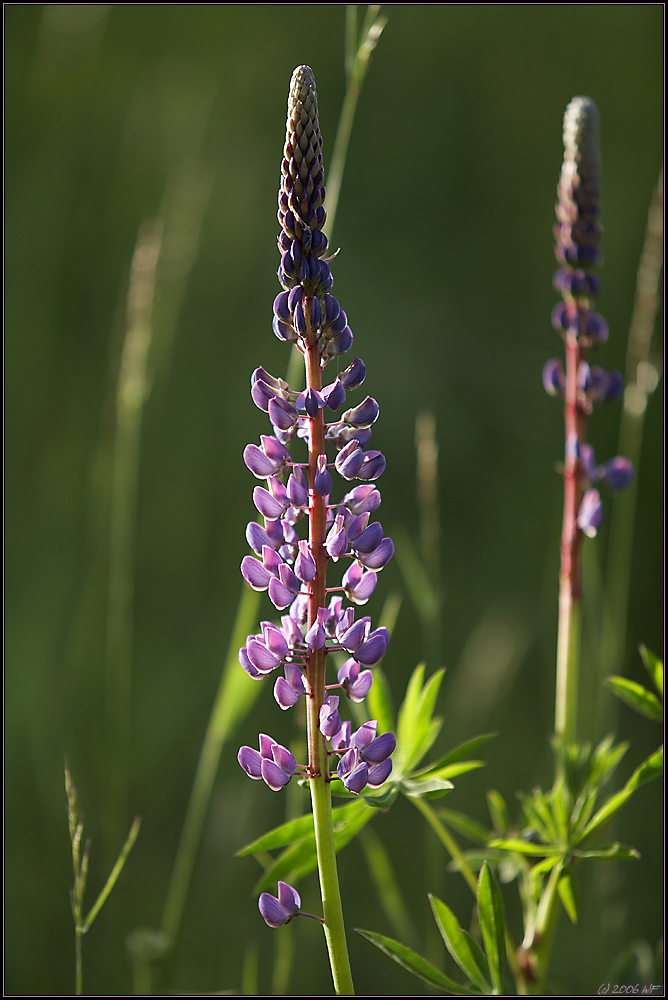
[546,96,634,742]
[237,67,394,990]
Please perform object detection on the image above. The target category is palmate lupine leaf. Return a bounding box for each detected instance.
[236,800,367,856]
[355,929,477,995]
[556,864,579,924]
[578,745,663,841]
[253,799,374,893]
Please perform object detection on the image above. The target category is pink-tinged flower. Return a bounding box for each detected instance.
[576,488,604,538]
[258,881,301,927]
[238,735,296,791]
[319,695,341,738]
[338,658,373,702]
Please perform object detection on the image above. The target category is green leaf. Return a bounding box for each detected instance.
[477,862,505,992]
[462,930,491,987]
[395,666,445,775]
[488,838,561,857]
[429,894,491,993]
[605,676,663,722]
[486,790,510,836]
[438,809,490,846]
[236,800,365,856]
[556,866,579,923]
[572,842,640,860]
[418,761,486,781]
[625,746,663,792]
[252,800,374,892]
[356,928,475,994]
[639,644,663,698]
[414,733,497,775]
[400,776,454,800]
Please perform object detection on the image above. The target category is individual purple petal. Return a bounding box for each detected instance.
[261,623,289,660]
[284,662,306,694]
[322,379,346,411]
[277,880,301,916]
[361,731,396,764]
[598,456,634,491]
[246,521,271,555]
[325,514,348,560]
[346,512,370,542]
[319,695,341,738]
[239,646,264,680]
[335,441,365,480]
[261,435,291,469]
[305,619,326,651]
[261,758,293,791]
[351,521,384,554]
[542,358,565,397]
[356,450,386,481]
[241,555,272,591]
[259,892,293,928]
[346,567,377,604]
[578,442,598,485]
[268,576,296,610]
[294,540,317,583]
[271,743,297,775]
[287,473,308,507]
[327,326,353,356]
[238,746,263,779]
[367,758,393,787]
[343,484,381,515]
[269,396,299,431]
[244,443,278,479]
[337,748,368,794]
[602,369,624,402]
[339,617,371,653]
[264,518,285,548]
[253,486,287,520]
[338,659,373,702]
[331,720,352,751]
[339,357,366,390]
[354,627,390,665]
[314,454,332,496]
[352,720,378,751]
[251,379,277,412]
[342,396,380,429]
[275,676,301,709]
[576,488,604,538]
[281,614,304,648]
[247,638,281,674]
[359,537,394,570]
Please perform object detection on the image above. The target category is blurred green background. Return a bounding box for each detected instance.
[5,5,663,995]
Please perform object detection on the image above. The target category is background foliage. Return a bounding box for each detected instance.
[5,5,662,995]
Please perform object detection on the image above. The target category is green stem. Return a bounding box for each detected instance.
[75,928,83,996]
[303,331,354,995]
[411,797,524,992]
[310,772,355,995]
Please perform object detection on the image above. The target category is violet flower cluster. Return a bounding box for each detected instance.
[237,66,396,906]
[543,96,634,541]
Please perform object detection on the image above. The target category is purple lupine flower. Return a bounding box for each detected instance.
[238,68,396,847]
[576,488,604,538]
[238,735,297,791]
[337,747,369,794]
[274,663,306,710]
[320,695,342,738]
[338,658,373,702]
[258,881,301,927]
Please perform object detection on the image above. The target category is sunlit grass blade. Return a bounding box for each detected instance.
[639,644,663,697]
[237,800,367,856]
